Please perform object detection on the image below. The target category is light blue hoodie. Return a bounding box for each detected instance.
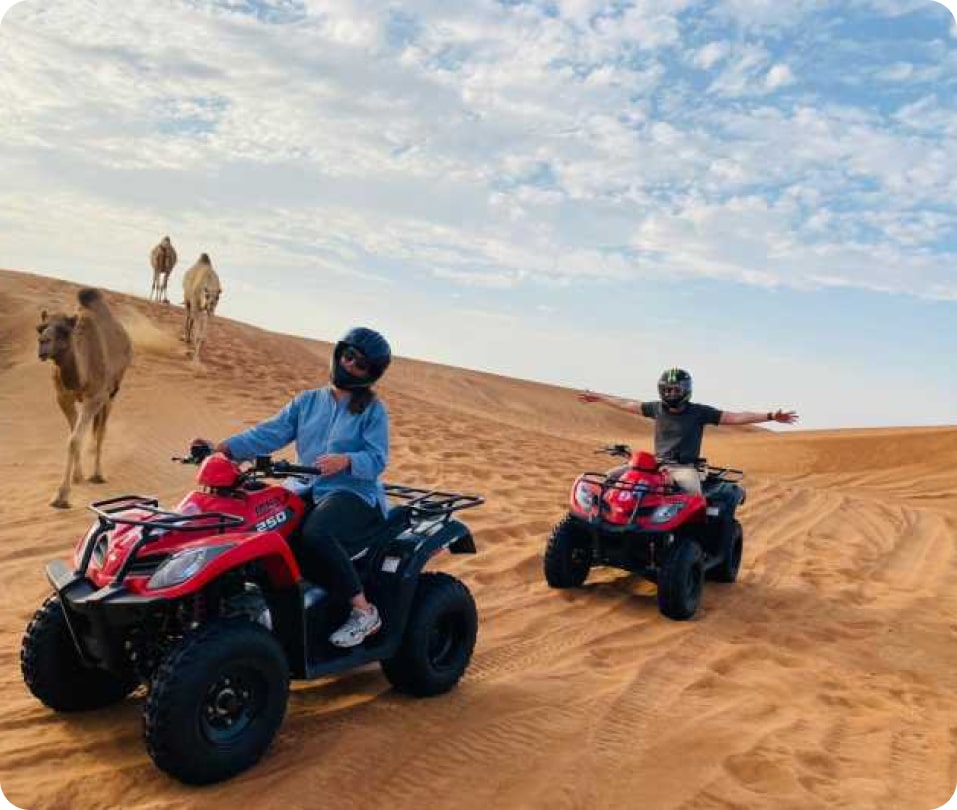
[224,387,389,515]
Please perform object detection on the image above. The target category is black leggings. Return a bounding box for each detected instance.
[297,491,384,598]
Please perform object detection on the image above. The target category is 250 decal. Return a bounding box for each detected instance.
[254,509,291,533]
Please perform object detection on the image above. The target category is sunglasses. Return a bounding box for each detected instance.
[341,345,370,373]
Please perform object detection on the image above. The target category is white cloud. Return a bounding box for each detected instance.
[765,63,795,90]
[707,43,772,96]
[694,41,730,70]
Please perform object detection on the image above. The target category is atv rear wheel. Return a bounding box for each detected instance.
[144,619,289,785]
[21,595,137,712]
[709,519,743,583]
[381,572,477,697]
[657,540,705,620]
[543,515,592,588]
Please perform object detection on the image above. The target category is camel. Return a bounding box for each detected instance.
[149,236,178,303]
[36,288,133,508]
[182,253,221,364]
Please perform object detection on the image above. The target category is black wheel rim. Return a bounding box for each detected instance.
[200,666,266,746]
[569,542,590,571]
[428,611,466,672]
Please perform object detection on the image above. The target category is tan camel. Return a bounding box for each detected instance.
[37,288,133,508]
[182,253,221,364]
[149,236,178,303]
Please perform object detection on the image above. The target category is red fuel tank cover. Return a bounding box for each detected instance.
[197,453,240,489]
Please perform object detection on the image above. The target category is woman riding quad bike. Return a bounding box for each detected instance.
[20,329,485,785]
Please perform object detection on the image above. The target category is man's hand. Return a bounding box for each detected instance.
[770,410,799,425]
[314,453,351,476]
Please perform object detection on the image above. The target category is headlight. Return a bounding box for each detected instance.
[574,481,596,511]
[650,502,684,524]
[147,544,234,590]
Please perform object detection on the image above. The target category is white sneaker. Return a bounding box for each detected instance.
[329,605,381,648]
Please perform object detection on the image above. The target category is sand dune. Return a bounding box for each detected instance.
[1,269,955,810]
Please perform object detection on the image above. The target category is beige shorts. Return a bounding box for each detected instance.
[662,464,704,496]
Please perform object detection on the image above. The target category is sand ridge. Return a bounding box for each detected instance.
[1,269,955,810]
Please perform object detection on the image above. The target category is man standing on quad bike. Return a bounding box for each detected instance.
[196,327,392,648]
[579,368,798,494]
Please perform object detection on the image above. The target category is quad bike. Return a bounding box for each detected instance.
[21,443,483,785]
[543,445,745,620]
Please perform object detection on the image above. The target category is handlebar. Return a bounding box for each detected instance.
[594,445,744,481]
[171,449,484,518]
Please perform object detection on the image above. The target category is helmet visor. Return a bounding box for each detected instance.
[340,345,371,375]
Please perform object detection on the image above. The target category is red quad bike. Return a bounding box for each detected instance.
[543,445,745,620]
[21,444,483,785]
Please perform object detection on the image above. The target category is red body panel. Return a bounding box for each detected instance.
[569,454,706,530]
[73,458,309,596]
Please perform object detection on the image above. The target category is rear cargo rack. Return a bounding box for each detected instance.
[383,484,484,522]
[702,465,744,483]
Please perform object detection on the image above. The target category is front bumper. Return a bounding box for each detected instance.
[46,560,160,671]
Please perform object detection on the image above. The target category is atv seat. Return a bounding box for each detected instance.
[349,506,413,564]
[296,505,413,596]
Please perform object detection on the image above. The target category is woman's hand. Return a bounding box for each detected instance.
[191,437,232,458]
[314,453,351,476]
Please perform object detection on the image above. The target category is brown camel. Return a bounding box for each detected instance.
[37,288,133,508]
[150,236,178,303]
[182,253,221,365]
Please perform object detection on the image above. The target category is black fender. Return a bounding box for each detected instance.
[702,484,745,559]
[706,482,746,514]
[401,518,476,574]
[380,518,475,639]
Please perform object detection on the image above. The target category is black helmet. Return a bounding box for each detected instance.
[658,367,692,410]
[330,327,392,390]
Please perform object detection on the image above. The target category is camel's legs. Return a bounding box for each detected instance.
[52,397,102,508]
[183,302,193,344]
[160,271,171,304]
[150,270,160,302]
[192,310,209,364]
[89,400,111,483]
[55,389,85,482]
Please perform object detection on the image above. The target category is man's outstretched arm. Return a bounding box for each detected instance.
[720,409,799,426]
[579,390,646,416]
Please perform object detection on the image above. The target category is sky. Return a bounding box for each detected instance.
[0,0,955,430]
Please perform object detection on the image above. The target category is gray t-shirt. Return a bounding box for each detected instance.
[639,401,723,464]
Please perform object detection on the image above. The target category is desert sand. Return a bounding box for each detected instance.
[0,269,955,810]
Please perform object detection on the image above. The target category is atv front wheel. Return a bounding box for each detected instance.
[381,572,477,697]
[709,519,743,583]
[21,595,137,712]
[543,515,592,588]
[657,540,705,620]
[144,619,289,785]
